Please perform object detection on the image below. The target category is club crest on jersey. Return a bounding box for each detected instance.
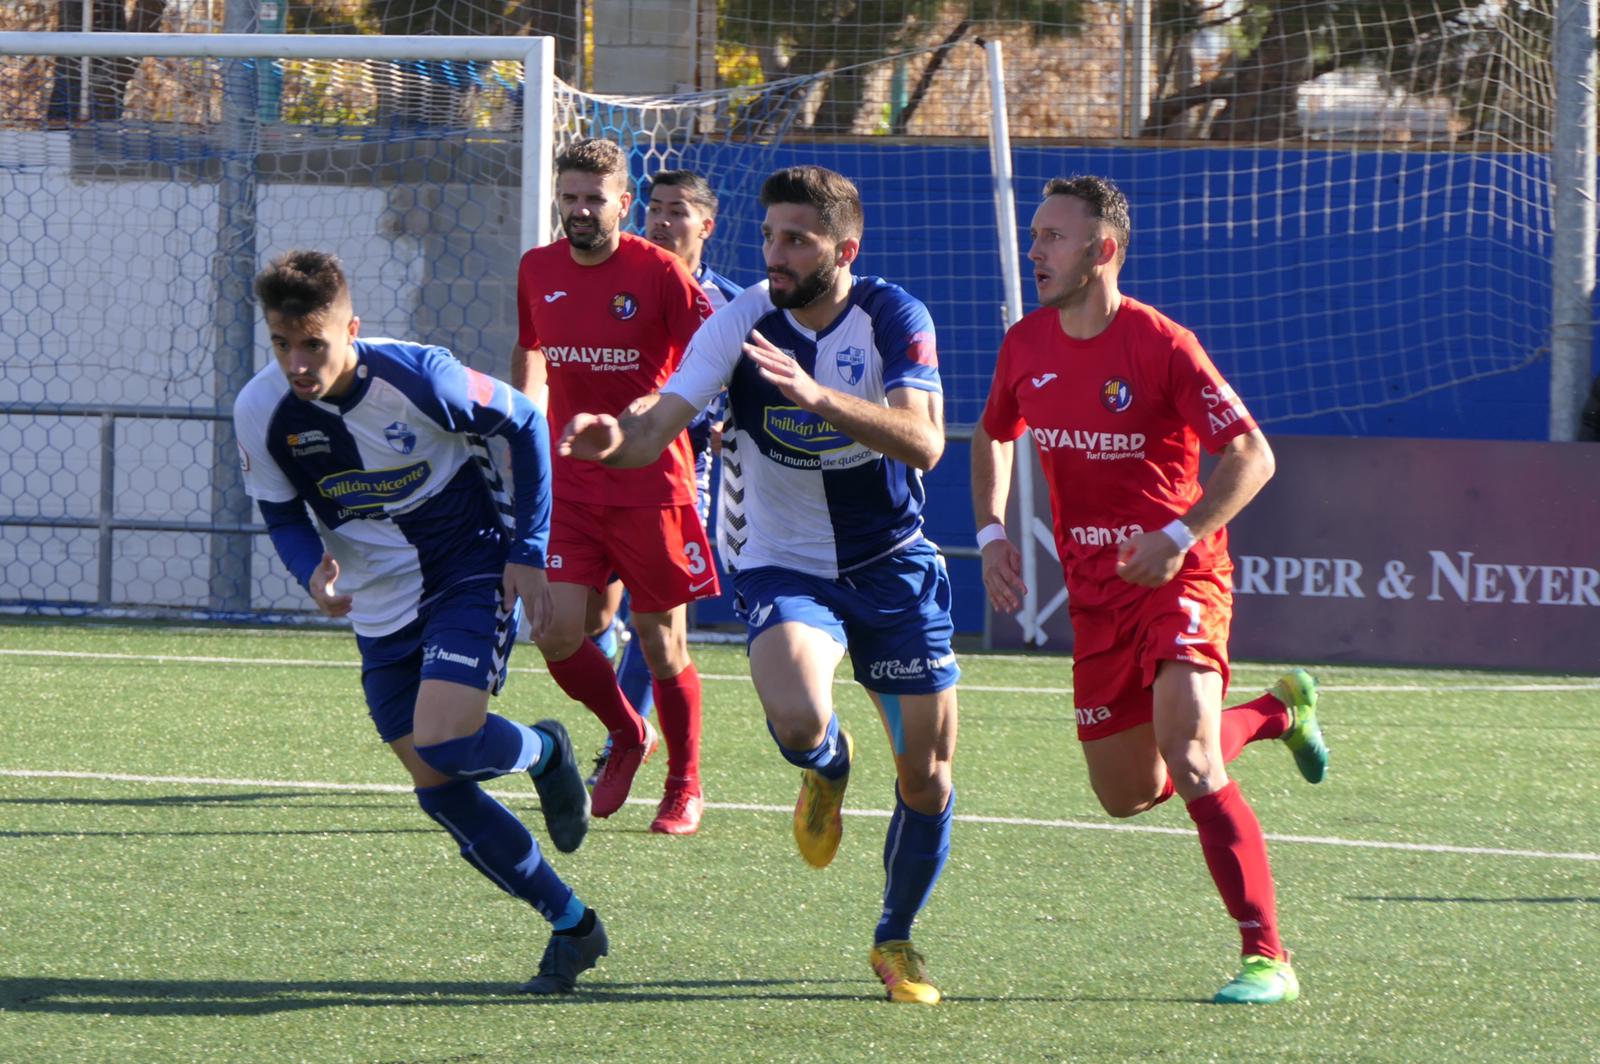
[1100,377,1133,413]
[836,345,866,385]
[610,292,639,320]
[385,421,417,455]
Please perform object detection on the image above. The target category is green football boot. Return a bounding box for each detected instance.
[1272,669,1328,784]
[1214,954,1300,1005]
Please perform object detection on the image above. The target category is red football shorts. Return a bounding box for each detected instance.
[1068,567,1233,742]
[547,499,720,613]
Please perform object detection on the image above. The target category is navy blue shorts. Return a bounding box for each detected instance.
[732,540,959,696]
[355,577,521,743]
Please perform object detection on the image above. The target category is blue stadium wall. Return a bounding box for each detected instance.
[669,143,1581,634]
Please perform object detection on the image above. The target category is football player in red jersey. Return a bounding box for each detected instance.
[971,176,1330,1005]
[510,138,718,835]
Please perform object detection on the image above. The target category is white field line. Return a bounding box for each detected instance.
[1,647,1597,695]
[2,767,1596,864]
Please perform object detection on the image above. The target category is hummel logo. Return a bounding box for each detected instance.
[1031,373,1058,389]
[544,291,568,303]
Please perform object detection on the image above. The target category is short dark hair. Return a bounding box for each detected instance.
[1043,175,1130,265]
[555,137,628,181]
[650,169,719,218]
[254,249,349,319]
[759,165,863,242]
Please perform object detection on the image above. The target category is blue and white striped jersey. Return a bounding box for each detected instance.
[234,338,551,637]
[663,275,941,578]
[696,263,743,311]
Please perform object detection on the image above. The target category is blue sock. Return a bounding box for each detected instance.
[550,892,586,932]
[415,778,579,925]
[529,723,557,776]
[617,629,655,719]
[770,713,849,781]
[875,785,953,944]
[413,714,542,780]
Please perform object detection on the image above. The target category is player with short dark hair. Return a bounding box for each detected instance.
[561,165,960,1006]
[511,138,718,835]
[235,249,606,995]
[971,176,1329,1005]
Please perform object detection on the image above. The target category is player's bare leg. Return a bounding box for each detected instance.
[863,686,956,1005]
[631,604,701,834]
[749,623,851,867]
[586,580,625,644]
[1081,723,1171,817]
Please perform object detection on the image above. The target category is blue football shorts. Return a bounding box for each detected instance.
[732,539,960,696]
[355,576,522,743]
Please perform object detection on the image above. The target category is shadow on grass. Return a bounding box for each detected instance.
[1,827,432,839]
[0,791,375,808]
[1349,894,1600,905]
[0,976,876,1014]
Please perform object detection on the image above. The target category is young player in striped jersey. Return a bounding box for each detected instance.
[233,250,605,995]
[561,166,960,1006]
[971,176,1329,1005]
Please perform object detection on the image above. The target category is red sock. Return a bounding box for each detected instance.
[1219,691,1289,762]
[1186,780,1283,959]
[543,640,643,744]
[652,662,702,784]
[1153,775,1175,806]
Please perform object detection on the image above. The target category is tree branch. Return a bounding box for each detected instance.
[891,17,972,135]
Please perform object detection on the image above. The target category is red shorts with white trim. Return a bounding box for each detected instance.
[1068,568,1233,742]
[547,499,719,613]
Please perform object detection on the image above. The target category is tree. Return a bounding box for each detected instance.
[47,0,168,124]
[1142,0,1549,143]
[720,1,1084,134]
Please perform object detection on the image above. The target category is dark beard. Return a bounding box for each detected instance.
[563,216,611,251]
[768,260,837,310]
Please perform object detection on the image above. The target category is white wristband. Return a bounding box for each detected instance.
[1160,518,1197,553]
[976,522,1009,549]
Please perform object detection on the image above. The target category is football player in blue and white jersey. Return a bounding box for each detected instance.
[561,167,960,1006]
[233,250,606,995]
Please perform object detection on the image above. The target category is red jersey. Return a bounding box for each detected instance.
[980,296,1258,610]
[517,231,712,506]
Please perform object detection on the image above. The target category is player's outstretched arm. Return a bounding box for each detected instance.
[971,423,1027,613]
[742,330,945,470]
[559,393,700,469]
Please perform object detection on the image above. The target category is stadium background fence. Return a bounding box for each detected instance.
[0,1,1595,643]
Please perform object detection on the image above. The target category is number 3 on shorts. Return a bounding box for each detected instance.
[683,541,706,575]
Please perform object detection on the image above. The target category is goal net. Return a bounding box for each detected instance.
[0,32,553,620]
